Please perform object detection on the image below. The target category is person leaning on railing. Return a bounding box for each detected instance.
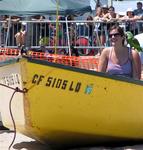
[8,16,21,46]
[98,25,141,80]
[85,15,95,43]
[94,6,107,46]
[103,6,120,28]
[133,2,143,33]
[101,6,120,47]
[0,15,9,46]
[15,22,26,47]
[133,2,143,17]
[119,8,141,35]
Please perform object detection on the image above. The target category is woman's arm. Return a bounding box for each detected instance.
[98,48,109,72]
[132,50,141,80]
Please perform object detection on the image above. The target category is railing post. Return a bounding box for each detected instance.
[25,17,32,51]
[108,0,113,6]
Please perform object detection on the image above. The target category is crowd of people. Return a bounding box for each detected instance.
[94,2,143,46]
[0,2,142,49]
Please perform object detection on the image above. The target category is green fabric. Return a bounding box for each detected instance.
[0,0,91,16]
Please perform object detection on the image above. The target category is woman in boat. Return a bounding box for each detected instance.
[98,25,141,80]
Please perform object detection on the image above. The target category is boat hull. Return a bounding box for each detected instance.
[1,58,143,147]
[0,61,25,130]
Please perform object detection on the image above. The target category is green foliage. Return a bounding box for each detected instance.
[39,37,49,46]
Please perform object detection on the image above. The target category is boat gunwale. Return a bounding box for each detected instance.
[25,56,143,86]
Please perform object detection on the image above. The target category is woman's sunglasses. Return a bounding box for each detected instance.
[109,33,121,38]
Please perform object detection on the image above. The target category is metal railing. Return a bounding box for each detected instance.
[0,20,143,55]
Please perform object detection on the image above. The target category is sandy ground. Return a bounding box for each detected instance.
[1,129,143,150]
[0,130,49,150]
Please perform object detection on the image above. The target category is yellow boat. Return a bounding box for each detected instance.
[1,0,143,148]
[1,53,143,148]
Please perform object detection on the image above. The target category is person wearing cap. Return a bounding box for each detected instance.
[120,8,139,35]
[101,5,108,16]
[120,8,139,21]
